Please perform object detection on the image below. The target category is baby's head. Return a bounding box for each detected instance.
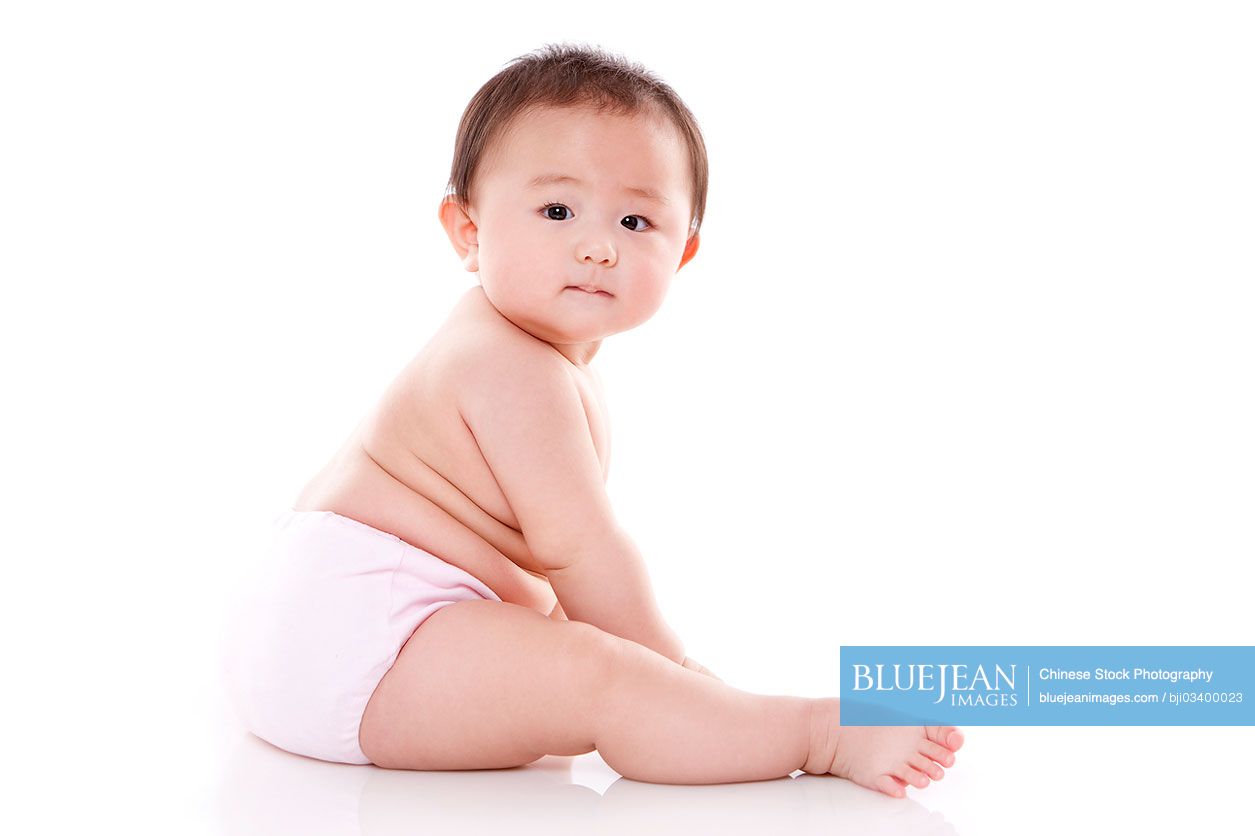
[439,43,708,361]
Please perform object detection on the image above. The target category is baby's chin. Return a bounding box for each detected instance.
[498,307,619,346]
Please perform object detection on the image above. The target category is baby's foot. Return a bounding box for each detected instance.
[801,698,964,798]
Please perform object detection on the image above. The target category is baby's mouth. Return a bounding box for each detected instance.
[566,285,614,297]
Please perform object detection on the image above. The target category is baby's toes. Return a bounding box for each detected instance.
[894,763,932,789]
[919,738,956,767]
[875,774,909,798]
[928,725,965,751]
[910,753,944,781]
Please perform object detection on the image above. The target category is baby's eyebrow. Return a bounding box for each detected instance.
[526,173,670,207]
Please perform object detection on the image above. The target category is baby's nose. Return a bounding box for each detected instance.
[578,242,616,266]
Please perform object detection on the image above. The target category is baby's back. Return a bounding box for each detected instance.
[292,283,609,605]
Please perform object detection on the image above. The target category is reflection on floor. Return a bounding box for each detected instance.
[212,729,960,836]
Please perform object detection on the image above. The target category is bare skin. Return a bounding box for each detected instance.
[290,284,964,794]
[292,285,575,618]
[287,103,965,794]
[356,599,963,792]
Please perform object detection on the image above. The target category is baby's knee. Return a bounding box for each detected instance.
[558,620,623,670]
[550,621,629,711]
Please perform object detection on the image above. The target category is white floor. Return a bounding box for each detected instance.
[196,697,1255,834]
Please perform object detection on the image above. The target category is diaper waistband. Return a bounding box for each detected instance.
[272,508,406,547]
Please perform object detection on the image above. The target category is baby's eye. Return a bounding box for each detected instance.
[541,202,571,221]
[621,215,652,232]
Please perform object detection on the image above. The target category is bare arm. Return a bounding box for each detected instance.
[544,527,684,662]
[457,347,684,662]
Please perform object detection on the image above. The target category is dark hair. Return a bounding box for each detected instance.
[446,43,708,240]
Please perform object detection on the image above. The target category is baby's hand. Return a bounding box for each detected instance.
[681,656,721,681]
[513,568,558,617]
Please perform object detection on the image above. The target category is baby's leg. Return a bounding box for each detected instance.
[358,599,961,790]
[359,598,809,781]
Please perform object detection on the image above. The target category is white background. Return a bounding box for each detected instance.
[2,1,1251,833]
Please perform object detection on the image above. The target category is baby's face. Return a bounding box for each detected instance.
[457,105,699,350]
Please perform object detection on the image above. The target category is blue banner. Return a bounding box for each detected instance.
[839,646,1254,725]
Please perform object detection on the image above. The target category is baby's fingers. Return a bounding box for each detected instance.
[682,656,722,681]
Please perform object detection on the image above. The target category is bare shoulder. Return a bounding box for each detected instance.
[444,285,573,397]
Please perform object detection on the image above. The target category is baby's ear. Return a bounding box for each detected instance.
[439,195,480,272]
[676,230,700,271]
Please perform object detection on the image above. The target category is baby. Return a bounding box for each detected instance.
[223,43,963,796]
